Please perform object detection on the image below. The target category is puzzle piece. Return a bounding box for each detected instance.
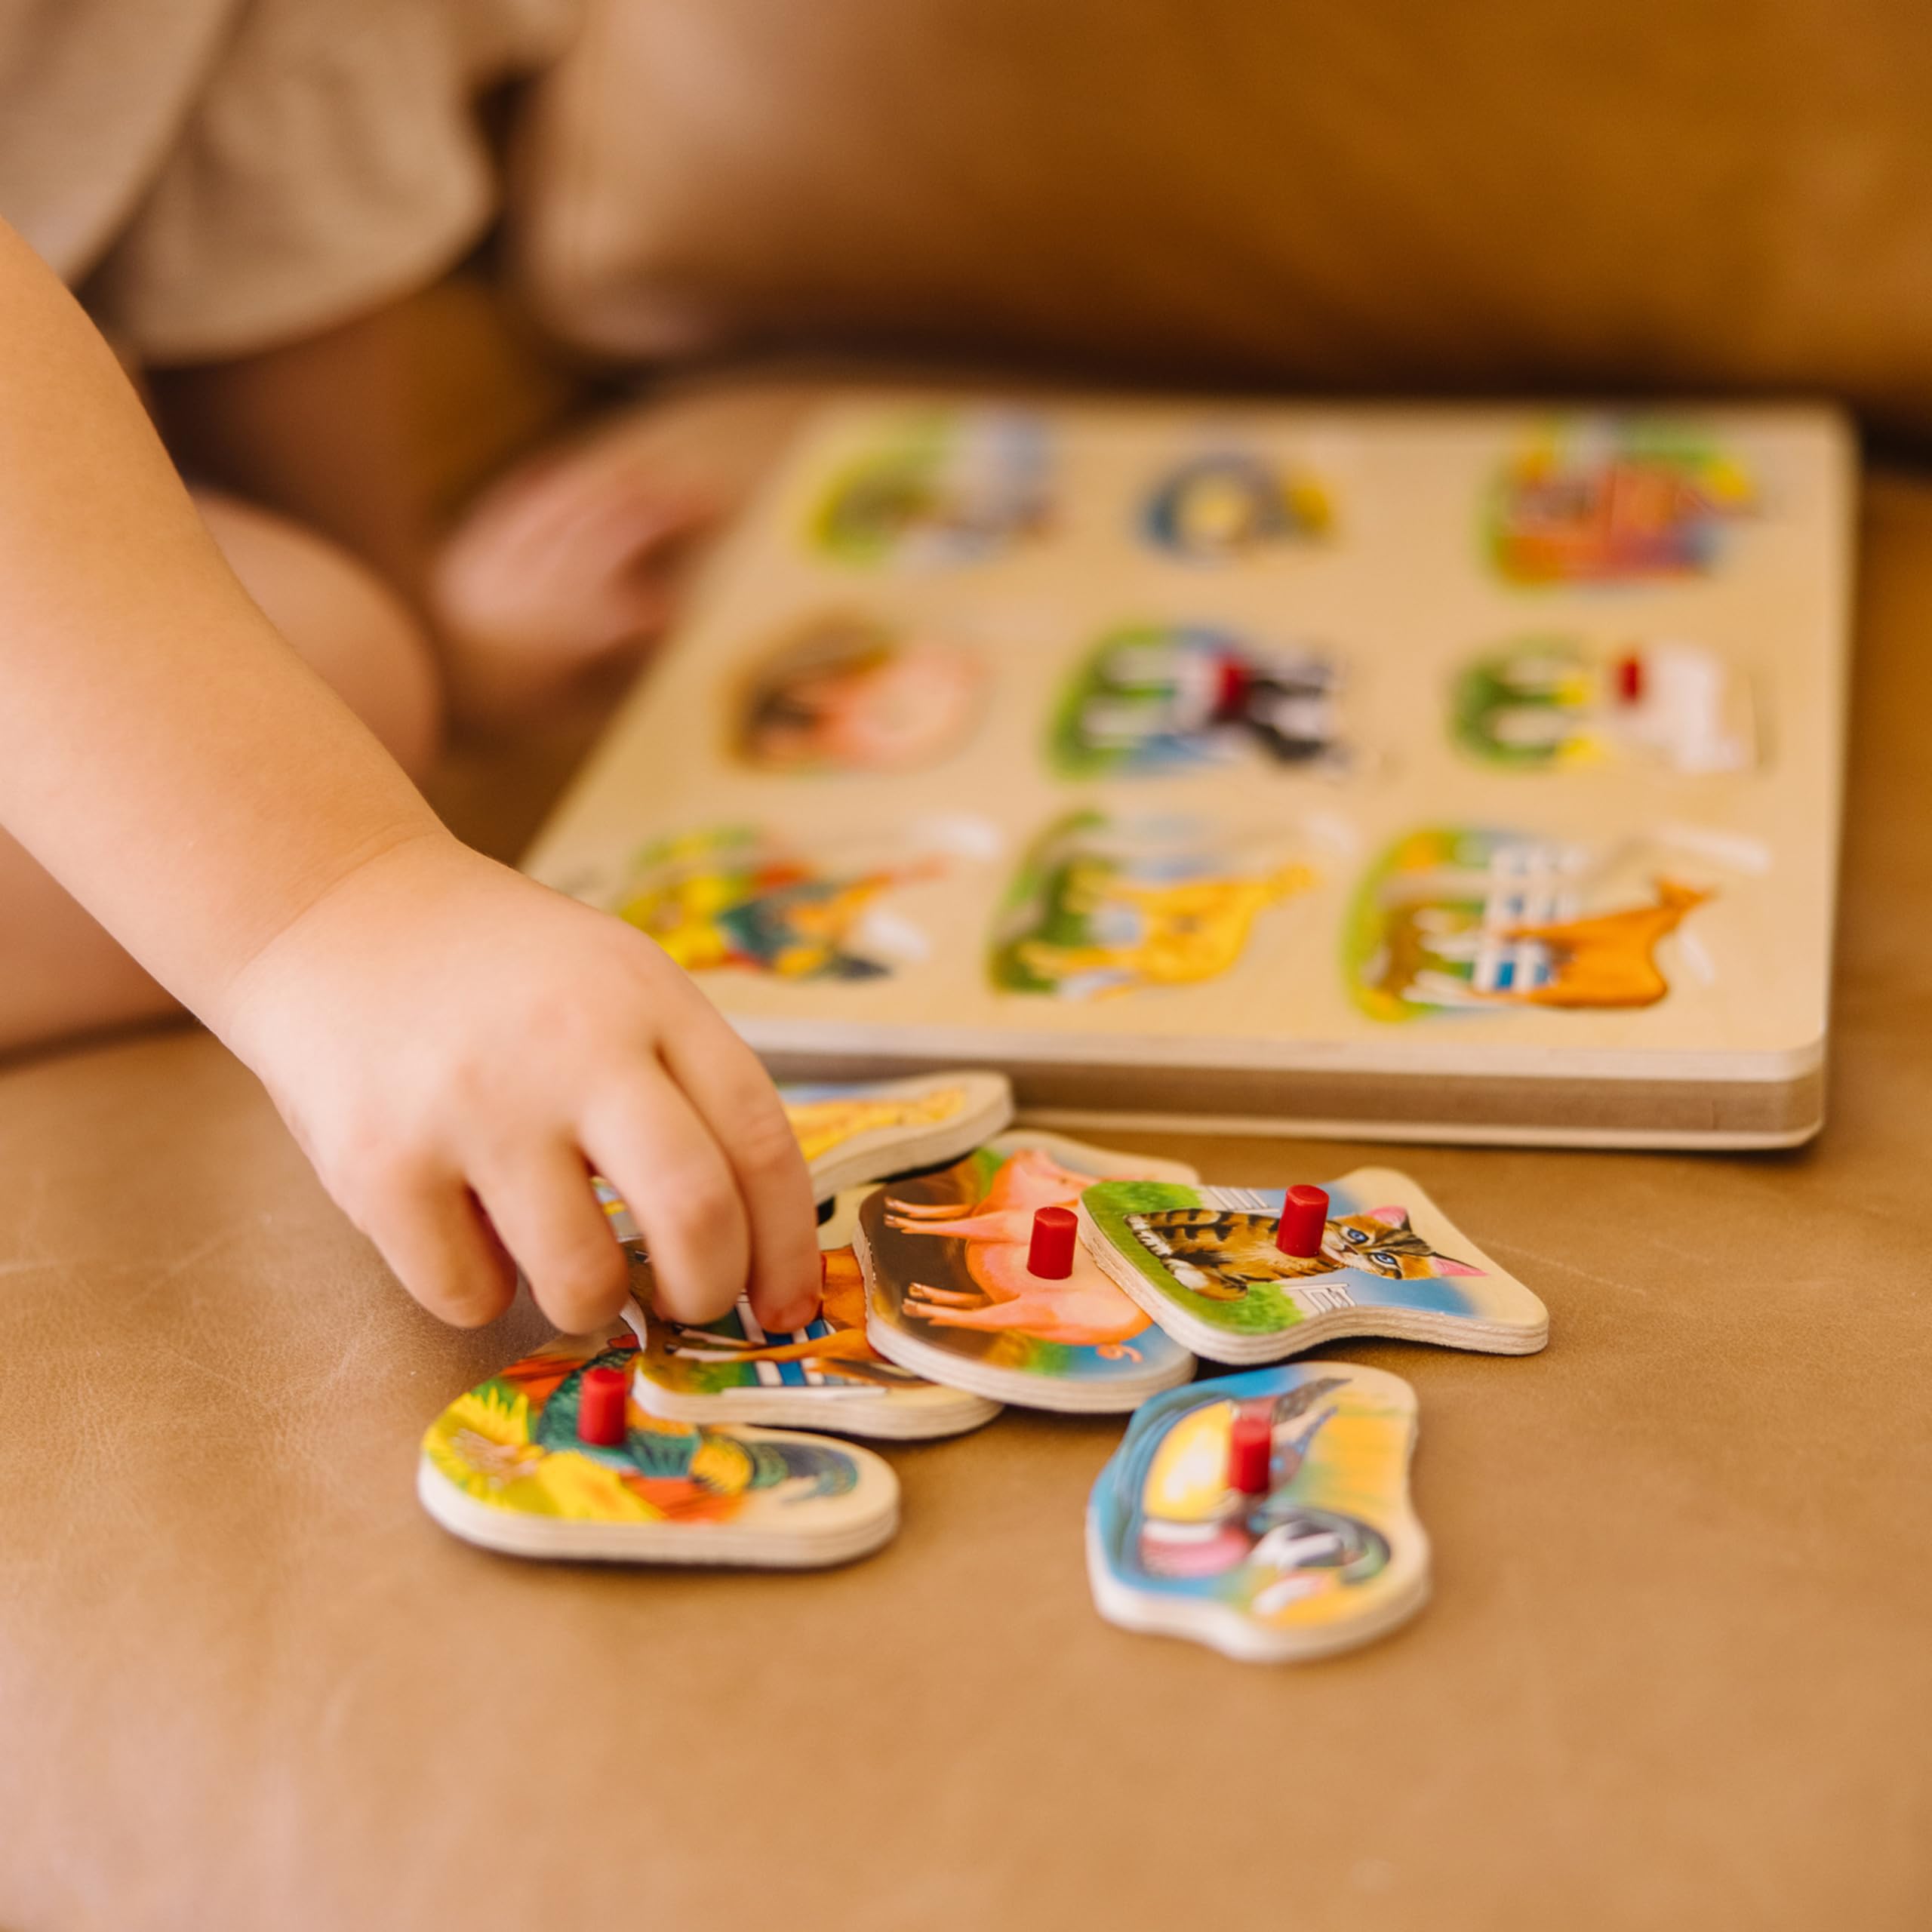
[595,1070,1013,1232]
[625,1250,1001,1441]
[1077,1165,1547,1365]
[417,1322,900,1567]
[1087,1362,1427,1662]
[854,1132,1199,1412]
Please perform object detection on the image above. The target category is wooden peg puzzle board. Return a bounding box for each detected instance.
[525,395,1854,1148]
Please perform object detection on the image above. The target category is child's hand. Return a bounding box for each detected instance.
[214,834,821,1337]
[430,450,716,728]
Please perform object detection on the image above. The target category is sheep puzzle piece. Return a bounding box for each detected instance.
[1078,1165,1547,1364]
[1087,1362,1428,1662]
[854,1132,1199,1412]
[417,1322,900,1567]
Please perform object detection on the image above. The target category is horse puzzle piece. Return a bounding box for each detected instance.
[1088,1362,1428,1663]
[595,1070,1013,1232]
[625,1249,1001,1441]
[854,1132,1199,1412]
[1078,1166,1547,1366]
[417,1321,899,1567]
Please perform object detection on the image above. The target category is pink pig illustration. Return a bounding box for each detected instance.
[884,1147,1153,1355]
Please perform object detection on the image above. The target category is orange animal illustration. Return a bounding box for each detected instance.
[884,1148,1153,1354]
[1487,876,1712,1009]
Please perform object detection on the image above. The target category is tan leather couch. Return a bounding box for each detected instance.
[6,5,1931,1926]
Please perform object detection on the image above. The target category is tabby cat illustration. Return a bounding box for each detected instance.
[1124,1204,1481,1302]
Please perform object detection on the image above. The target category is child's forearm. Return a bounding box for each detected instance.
[0,221,445,1024]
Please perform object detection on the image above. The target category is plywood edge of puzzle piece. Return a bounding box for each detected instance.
[417,1321,900,1568]
[618,1287,1003,1442]
[1076,1164,1549,1366]
[1085,1361,1429,1663]
[851,1130,1202,1414]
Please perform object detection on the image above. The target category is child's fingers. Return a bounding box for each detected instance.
[654,1023,821,1334]
[584,1070,750,1326]
[359,1173,518,1327]
[471,1142,632,1334]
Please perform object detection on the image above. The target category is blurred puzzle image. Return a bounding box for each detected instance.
[990,809,1315,999]
[1488,417,1758,584]
[734,610,985,774]
[1140,448,1334,560]
[1048,623,1347,777]
[1346,826,1721,1020]
[808,408,1051,567]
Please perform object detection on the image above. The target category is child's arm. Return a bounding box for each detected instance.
[0,221,821,1335]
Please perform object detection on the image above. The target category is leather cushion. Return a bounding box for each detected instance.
[516,0,1932,438]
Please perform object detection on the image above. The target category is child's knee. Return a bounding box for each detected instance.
[194,492,443,780]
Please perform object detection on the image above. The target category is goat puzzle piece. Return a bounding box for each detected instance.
[1087,1361,1428,1662]
[417,1321,899,1567]
[854,1131,1199,1412]
[1077,1165,1547,1365]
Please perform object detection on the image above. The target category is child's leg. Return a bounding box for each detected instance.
[0,494,442,1054]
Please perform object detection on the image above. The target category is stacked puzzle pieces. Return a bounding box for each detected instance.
[419,1072,1547,1662]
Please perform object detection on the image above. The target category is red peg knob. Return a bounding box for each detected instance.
[577,1365,630,1447]
[1228,1409,1274,1496]
[1275,1184,1330,1259]
[1615,652,1644,703]
[1027,1204,1078,1279]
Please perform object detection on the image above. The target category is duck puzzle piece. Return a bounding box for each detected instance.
[854,1132,1199,1413]
[625,1248,1001,1441]
[417,1322,900,1567]
[1087,1362,1428,1663]
[1077,1165,1547,1365]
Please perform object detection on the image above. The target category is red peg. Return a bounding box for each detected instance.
[577,1365,630,1447]
[1228,1409,1274,1496]
[1027,1204,1078,1279]
[1214,655,1254,718]
[1615,652,1644,703]
[1275,1184,1330,1259]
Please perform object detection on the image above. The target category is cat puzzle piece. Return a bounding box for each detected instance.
[625,1251,1001,1441]
[854,1132,1199,1413]
[1087,1362,1428,1662]
[595,1071,1013,1239]
[1078,1165,1547,1365]
[417,1322,899,1567]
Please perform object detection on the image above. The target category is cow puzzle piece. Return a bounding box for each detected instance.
[854,1132,1199,1412]
[418,1321,900,1567]
[1087,1361,1428,1662]
[1078,1165,1547,1365]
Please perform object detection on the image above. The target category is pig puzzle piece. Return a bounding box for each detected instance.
[624,1250,1001,1441]
[854,1131,1200,1413]
[597,1069,1012,1231]
[1087,1361,1428,1663]
[417,1322,900,1567]
[1077,1165,1547,1365]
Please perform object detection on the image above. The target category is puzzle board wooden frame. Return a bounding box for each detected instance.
[525,394,1853,1149]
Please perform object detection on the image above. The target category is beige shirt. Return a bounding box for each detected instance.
[0,0,577,361]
